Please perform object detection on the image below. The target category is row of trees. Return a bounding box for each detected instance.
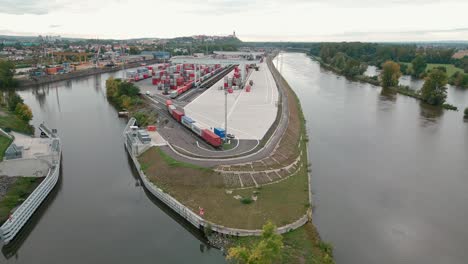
[0,61,33,122]
[106,78,155,126]
[314,42,458,66]
[321,52,367,78]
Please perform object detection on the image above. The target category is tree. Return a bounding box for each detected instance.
[227,221,283,264]
[420,69,448,106]
[411,55,427,77]
[7,92,24,111]
[464,107,468,119]
[120,95,132,110]
[129,46,141,55]
[118,81,140,97]
[106,77,120,98]
[14,103,33,122]
[380,61,401,88]
[0,60,17,89]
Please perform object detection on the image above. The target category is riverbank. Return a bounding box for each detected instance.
[16,59,159,88]
[311,55,458,111]
[0,107,34,135]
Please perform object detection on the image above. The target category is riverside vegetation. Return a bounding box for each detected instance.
[105,77,157,126]
[311,43,458,111]
[0,60,34,134]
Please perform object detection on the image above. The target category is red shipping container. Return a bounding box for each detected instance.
[201,129,222,147]
[245,85,251,92]
[166,100,173,106]
[228,88,233,93]
[172,110,184,122]
[177,88,184,94]
[147,125,156,131]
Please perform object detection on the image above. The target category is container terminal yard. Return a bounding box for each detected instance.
[123,51,311,240]
[129,51,283,160]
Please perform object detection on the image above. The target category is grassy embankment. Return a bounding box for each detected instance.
[138,55,334,262]
[0,135,13,160]
[313,56,458,111]
[0,107,34,135]
[0,177,43,225]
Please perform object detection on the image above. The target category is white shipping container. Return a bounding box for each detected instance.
[168,105,176,114]
[191,123,203,136]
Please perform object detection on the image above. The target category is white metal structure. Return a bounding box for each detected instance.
[0,124,61,245]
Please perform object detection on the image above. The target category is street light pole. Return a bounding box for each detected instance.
[224,88,228,142]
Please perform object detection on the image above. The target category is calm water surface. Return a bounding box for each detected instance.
[2,71,224,263]
[276,53,468,264]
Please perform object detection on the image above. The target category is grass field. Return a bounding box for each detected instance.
[401,62,464,76]
[0,177,43,225]
[139,145,309,229]
[0,135,13,160]
[0,107,34,135]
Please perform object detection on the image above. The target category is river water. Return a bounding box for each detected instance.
[2,72,224,263]
[275,53,468,264]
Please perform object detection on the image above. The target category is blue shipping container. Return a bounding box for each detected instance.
[214,127,226,139]
[181,116,194,128]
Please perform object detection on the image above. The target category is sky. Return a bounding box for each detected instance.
[0,0,468,42]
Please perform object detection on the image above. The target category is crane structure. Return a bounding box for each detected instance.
[170,56,260,87]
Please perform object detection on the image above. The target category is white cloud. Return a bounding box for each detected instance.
[0,0,467,41]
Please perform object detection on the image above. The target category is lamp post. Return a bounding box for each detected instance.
[224,88,228,142]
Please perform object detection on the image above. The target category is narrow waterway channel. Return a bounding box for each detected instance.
[275,53,468,264]
[2,71,225,263]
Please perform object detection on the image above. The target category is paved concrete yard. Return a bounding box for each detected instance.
[184,62,278,140]
[0,132,55,177]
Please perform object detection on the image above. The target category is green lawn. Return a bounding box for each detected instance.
[0,107,34,135]
[401,62,464,76]
[0,135,13,160]
[0,177,43,225]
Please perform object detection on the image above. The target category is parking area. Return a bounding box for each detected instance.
[183,61,278,140]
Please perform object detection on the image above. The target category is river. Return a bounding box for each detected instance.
[275,53,468,264]
[2,72,224,263]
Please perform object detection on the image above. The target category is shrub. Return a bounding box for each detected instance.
[464,107,468,118]
[240,197,253,204]
[204,223,213,236]
[14,103,33,121]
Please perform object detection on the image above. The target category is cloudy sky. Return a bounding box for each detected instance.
[0,0,468,41]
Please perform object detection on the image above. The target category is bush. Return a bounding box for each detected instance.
[133,112,149,126]
[464,107,468,118]
[14,103,33,121]
[240,197,253,204]
[204,223,213,236]
[7,93,23,112]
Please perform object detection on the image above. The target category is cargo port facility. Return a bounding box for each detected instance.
[131,51,275,156]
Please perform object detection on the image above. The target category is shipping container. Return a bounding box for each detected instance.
[191,123,203,136]
[168,104,176,114]
[170,90,178,99]
[172,110,184,122]
[147,125,156,131]
[165,100,173,106]
[181,116,194,128]
[214,127,226,139]
[201,129,222,147]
